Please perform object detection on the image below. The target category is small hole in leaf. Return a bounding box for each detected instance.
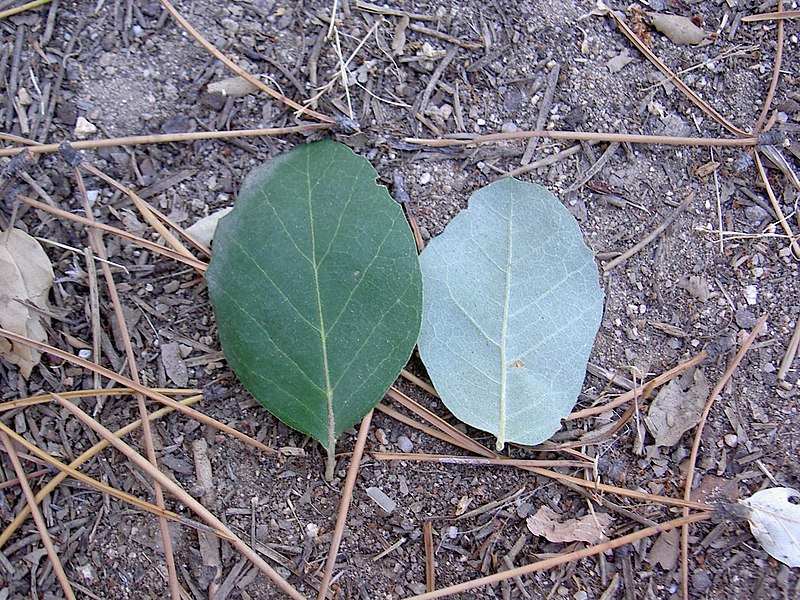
[788,494,800,505]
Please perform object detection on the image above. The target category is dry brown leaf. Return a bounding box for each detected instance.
[645,368,709,447]
[646,528,680,570]
[526,506,613,544]
[648,13,706,45]
[0,228,54,379]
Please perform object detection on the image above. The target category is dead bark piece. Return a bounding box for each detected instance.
[193,438,222,597]
[526,506,612,544]
[648,13,706,45]
[392,15,409,55]
[645,368,709,447]
[647,528,680,570]
[161,341,189,387]
[0,228,54,379]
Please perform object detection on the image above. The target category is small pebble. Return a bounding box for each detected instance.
[724,434,738,448]
[742,285,758,305]
[500,121,518,133]
[74,116,97,138]
[419,172,431,185]
[476,117,486,126]
[78,349,92,360]
[396,435,414,453]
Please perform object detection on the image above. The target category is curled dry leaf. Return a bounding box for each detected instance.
[526,506,613,544]
[740,487,800,568]
[647,13,706,46]
[0,228,54,378]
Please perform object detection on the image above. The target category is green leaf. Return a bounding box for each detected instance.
[206,140,422,470]
[418,178,603,449]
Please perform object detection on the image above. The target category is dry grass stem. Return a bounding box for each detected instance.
[370,451,588,469]
[405,130,758,148]
[50,393,306,599]
[777,316,800,380]
[753,0,784,133]
[601,7,750,138]
[742,9,800,22]
[567,351,708,420]
[0,327,276,454]
[74,167,181,599]
[0,421,227,543]
[0,395,201,546]
[18,195,209,271]
[317,410,374,600]
[0,124,330,157]
[0,388,199,412]
[0,431,77,600]
[158,0,334,124]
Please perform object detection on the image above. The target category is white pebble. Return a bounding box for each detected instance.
[419,172,431,185]
[724,434,738,448]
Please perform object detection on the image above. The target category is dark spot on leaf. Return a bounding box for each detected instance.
[509,359,525,368]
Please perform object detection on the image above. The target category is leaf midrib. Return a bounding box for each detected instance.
[497,192,513,451]
[306,155,336,453]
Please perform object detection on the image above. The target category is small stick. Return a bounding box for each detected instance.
[741,9,800,22]
[423,520,435,592]
[680,314,768,599]
[407,23,482,49]
[753,0,784,134]
[0,431,77,600]
[0,123,331,157]
[565,142,620,193]
[83,247,103,412]
[567,350,707,420]
[370,451,587,469]
[317,410,374,600]
[17,195,208,271]
[51,394,306,600]
[603,194,693,272]
[521,63,560,165]
[0,422,226,540]
[501,144,581,179]
[753,150,800,259]
[416,46,458,117]
[600,5,749,138]
[777,315,800,381]
[75,167,181,600]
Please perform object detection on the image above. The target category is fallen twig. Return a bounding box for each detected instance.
[406,512,710,599]
[0,124,330,157]
[317,410,374,599]
[0,431,77,600]
[51,393,306,599]
[603,194,693,272]
[158,0,334,124]
[680,314,768,600]
[405,129,758,148]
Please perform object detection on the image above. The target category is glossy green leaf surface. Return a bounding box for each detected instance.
[418,178,603,449]
[207,141,422,454]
